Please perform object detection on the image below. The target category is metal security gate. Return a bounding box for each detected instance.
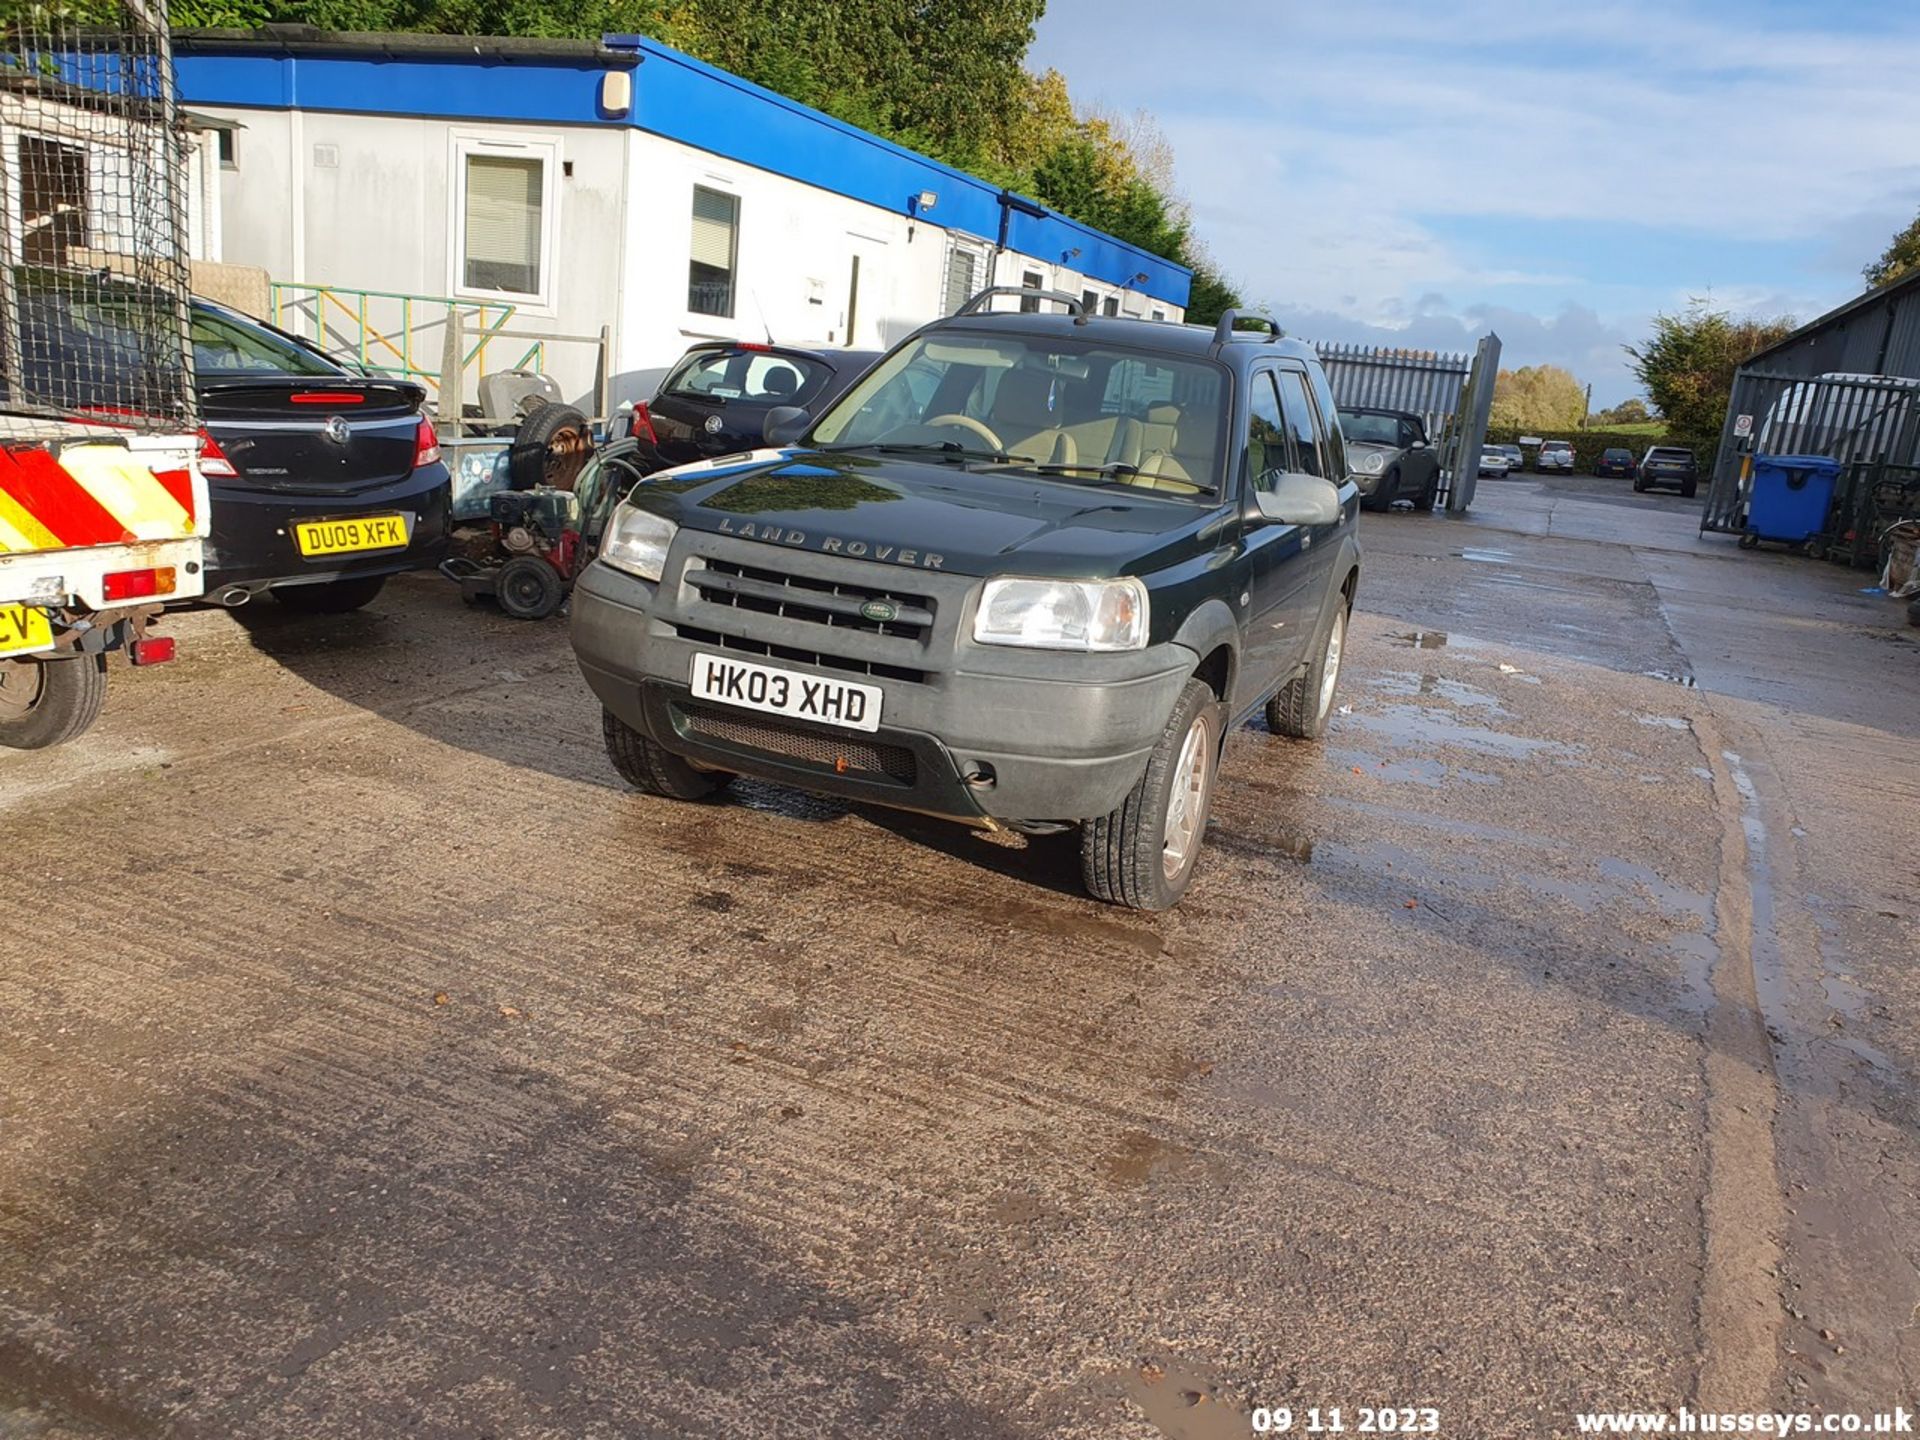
[1313,333,1500,511]
[1701,369,1920,534]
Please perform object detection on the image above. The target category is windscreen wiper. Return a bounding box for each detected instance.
[816,440,1035,465]
[1037,460,1217,495]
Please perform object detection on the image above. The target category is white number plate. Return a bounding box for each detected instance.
[690,652,882,733]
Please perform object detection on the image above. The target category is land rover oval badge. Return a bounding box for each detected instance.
[860,599,898,623]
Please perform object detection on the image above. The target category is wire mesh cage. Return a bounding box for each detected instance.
[0,0,196,431]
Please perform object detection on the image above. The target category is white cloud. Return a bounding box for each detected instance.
[1029,0,1920,402]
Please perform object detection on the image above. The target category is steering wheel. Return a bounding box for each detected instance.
[924,414,1005,451]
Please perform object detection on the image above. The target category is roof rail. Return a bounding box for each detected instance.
[1212,309,1284,348]
[956,286,1089,322]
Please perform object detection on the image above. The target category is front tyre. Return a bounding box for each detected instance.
[0,654,107,750]
[1081,677,1222,911]
[1267,596,1349,740]
[602,707,731,800]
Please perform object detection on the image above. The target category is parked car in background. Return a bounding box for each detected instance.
[1635,446,1699,497]
[1337,405,1441,511]
[1535,440,1575,473]
[189,300,452,610]
[1498,443,1524,472]
[25,288,451,613]
[1478,446,1512,478]
[626,342,882,469]
[1594,447,1637,478]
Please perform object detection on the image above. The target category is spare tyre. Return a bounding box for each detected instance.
[508,401,592,492]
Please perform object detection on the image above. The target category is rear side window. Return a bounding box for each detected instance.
[661,349,831,404]
[1274,368,1327,479]
[191,308,338,376]
[1301,363,1348,479]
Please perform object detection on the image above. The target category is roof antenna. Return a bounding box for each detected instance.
[750,288,775,346]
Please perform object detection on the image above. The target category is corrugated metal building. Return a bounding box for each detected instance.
[1742,268,1920,381]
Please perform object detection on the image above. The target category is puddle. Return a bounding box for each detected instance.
[1123,1360,1250,1440]
[1368,670,1507,711]
[1388,629,1449,649]
[1459,547,1514,564]
[1331,748,1502,788]
[1346,704,1581,760]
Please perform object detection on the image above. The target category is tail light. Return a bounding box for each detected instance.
[290,391,365,404]
[197,429,238,478]
[130,635,176,665]
[103,566,176,601]
[414,416,442,469]
[628,402,659,445]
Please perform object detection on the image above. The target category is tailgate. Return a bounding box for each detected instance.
[0,431,208,607]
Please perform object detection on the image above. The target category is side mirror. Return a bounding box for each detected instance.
[763,405,809,446]
[1255,472,1342,527]
[1408,438,1428,450]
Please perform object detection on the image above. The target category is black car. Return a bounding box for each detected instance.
[7,285,450,613]
[1594,447,1637,478]
[189,301,451,610]
[626,342,881,469]
[1635,445,1699,497]
[571,292,1362,911]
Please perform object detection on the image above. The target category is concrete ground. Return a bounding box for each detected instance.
[2,472,1915,1439]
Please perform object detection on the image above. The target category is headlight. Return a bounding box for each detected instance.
[1359,451,1385,474]
[599,503,677,582]
[973,576,1149,652]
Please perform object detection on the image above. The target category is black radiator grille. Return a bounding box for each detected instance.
[686,558,936,641]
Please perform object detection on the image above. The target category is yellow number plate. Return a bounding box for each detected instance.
[0,602,55,658]
[294,513,410,558]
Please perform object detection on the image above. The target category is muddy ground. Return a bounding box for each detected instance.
[2,475,1916,1438]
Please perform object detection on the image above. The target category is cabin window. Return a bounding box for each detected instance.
[454,138,556,303]
[689,185,740,318]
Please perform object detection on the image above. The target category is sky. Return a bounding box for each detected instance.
[1028,0,1920,405]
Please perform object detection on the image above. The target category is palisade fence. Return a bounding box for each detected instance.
[1312,334,1501,510]
[1700,368,1920,535]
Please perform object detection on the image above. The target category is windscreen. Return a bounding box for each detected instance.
[662,349,833,406]
[1340,411,1403,445]
[810,330,1229,497]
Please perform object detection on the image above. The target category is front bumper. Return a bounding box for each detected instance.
[569,536,1197,824]
[200,466,452,594]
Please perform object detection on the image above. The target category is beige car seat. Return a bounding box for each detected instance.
[1111,404,1202,494]
[988,368,1078,467]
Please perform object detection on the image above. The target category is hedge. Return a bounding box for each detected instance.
[1483,426,1721,474]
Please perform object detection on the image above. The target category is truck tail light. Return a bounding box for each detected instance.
[197,429,238,478]
[103,566,176,601]
[414,416,442,469]
[130,635,176,665]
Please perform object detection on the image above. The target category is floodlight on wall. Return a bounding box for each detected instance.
[915,190,938,212]
[1062,246,1082,263]
[1128,271,1150,286]
[600,71,633,117]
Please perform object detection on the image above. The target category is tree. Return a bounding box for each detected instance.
[1625,301,1796,437]
[1488,365,1589,431]
[1865,214,1920,290]
[1592,397,1651,427]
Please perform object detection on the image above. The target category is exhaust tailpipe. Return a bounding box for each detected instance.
[215,585,253,607]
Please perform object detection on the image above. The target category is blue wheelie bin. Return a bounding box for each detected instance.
[1742,454,1841,550]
